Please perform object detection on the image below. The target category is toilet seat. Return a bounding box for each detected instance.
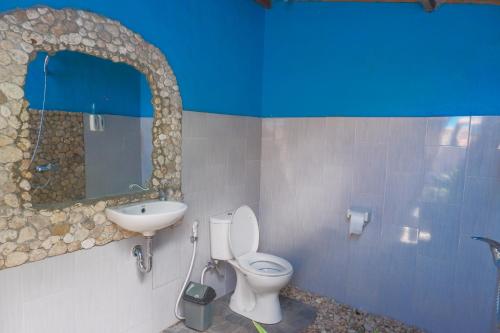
[229,206,293,278]
[238,252,293,277]
[229,205,259,257]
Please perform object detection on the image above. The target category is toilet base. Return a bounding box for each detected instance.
[225,255,292,325]
[229,291,283,324]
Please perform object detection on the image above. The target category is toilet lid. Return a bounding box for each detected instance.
[229,205,259,258]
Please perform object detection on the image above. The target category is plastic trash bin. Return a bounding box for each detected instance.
[182,281,216,331]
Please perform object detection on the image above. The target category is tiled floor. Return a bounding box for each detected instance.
[166,286,423,333]
[165,293,317,333]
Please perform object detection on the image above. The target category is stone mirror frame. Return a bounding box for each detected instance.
[0,7,182,269]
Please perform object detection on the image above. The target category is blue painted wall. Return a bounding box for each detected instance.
[262,2,500,117]
[26,51,153,117]
[5,1,500,118]
[0,0,264,117]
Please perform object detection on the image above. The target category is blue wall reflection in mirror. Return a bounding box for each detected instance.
[25,51,153,118]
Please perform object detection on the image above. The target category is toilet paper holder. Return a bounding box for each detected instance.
[347,208,370,238]
[346,209,370,232]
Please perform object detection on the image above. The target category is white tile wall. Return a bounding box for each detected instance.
[7,112,495,333]
[259,116,500,333]
[0,111,261,333]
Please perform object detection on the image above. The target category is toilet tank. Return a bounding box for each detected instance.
[209,211,233,260]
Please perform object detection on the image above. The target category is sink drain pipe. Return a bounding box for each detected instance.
[132,236,153,273]
[175,220,199,320]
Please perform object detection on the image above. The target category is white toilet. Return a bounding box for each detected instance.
[209,205,293,324]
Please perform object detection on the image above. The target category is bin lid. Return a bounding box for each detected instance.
[182,281,216,305]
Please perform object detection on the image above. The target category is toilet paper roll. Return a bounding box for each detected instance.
[349,211,365,236]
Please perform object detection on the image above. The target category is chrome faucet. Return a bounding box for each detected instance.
[35,162,59,173]
[129,183,149,192]
[129,183,167,201]
[472,236,500,330]
[158,188,167,201]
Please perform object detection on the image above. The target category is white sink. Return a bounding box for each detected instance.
[105,200,187,236]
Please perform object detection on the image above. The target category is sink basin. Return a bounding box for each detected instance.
[105,200,187,236]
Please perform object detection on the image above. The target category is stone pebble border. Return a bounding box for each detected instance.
[282,286,424,333]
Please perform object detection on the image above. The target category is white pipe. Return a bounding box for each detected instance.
[174,221,199,320]
[200,266,209,285]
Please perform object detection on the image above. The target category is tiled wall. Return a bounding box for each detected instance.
[83,114,146,199]
[3,111,497,333]
[0,111,261,333]
[259,116,500,333]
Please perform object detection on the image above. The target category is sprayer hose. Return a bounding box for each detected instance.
[174,239,197,320]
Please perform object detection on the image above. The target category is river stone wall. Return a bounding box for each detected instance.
[29,109,86,205]
[0,7,182,269]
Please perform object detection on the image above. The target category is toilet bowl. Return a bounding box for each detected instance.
[209,206,293,324]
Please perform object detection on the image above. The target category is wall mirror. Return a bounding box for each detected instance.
[25,51,154,208]
[0,7,182,269]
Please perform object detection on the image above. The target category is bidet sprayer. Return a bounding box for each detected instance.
[191,220,199,242]
[472,236,500,329]
[472,236,500,267]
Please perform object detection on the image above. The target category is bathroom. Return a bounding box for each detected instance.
[0,0,499,332]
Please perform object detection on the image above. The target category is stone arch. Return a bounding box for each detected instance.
[0,6,182,269]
